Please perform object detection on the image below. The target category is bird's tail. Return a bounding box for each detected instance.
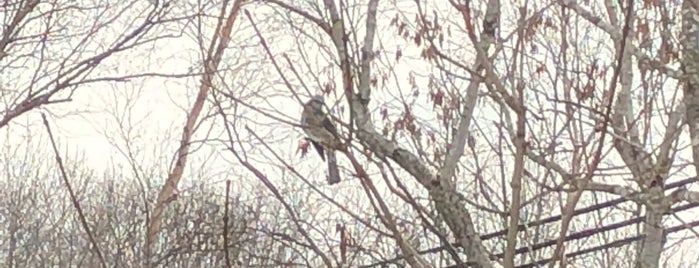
[327,150,341,185]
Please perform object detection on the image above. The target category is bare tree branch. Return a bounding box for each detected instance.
[549,0,635,265]
[41,113,106,268]
[145,0,245,264]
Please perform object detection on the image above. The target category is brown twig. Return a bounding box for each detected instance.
[344,152,432,268]
[235,131,335,268]
[41,113,106,268]
[223,180,232,267]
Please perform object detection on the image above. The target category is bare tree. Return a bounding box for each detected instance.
[221,0,699,267]
[3,0,699,268]
[0,0,195,129]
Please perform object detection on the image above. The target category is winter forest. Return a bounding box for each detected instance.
[2,0,699,267]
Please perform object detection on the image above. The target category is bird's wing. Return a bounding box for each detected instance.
[309,139,326,161]
[322,116,337,135]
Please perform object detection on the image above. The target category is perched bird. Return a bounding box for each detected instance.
[300,95,341,184]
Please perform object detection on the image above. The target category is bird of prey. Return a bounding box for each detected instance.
[300,95,341,184]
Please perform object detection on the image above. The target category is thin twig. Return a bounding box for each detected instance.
[223,180,232,267]
[41,113,107,268]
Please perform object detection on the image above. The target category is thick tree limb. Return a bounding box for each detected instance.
[683,0,699,179]
[339,0,495,266]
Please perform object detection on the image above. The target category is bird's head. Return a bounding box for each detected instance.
[308,94,325,111]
